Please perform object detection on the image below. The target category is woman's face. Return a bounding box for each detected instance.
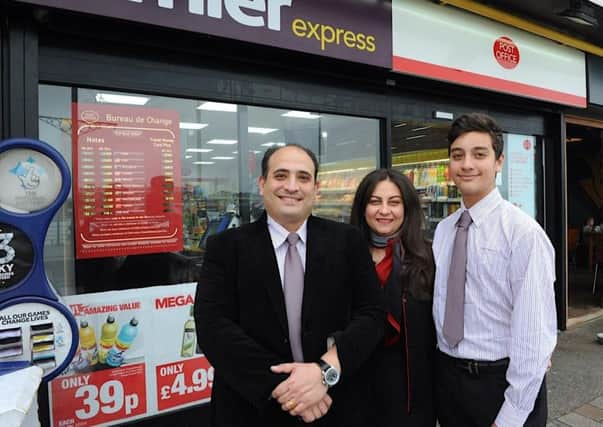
[364,179,405,237]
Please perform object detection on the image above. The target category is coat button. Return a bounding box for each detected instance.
[283,338,289,344]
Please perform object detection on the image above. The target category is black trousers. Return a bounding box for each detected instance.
[435,351,547,427]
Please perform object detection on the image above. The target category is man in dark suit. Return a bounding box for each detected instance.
[194,144,384,426]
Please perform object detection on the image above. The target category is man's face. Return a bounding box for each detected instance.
[258,146,319,231]
[449,131,504,208]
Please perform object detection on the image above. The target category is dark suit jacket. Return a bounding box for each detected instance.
[194,213,384,426]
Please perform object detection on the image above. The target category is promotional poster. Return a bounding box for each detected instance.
[48,283,212,427]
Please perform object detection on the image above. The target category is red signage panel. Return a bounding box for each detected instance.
[50,362,148,426]
[155,357,213,411]
[72,103,182,259]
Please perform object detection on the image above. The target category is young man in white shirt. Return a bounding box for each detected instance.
[432,113,557,427]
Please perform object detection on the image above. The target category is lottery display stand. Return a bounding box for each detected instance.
[0,138,78,382]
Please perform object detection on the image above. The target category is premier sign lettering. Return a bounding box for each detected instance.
[13,0,391,67]
[127,0,292,31]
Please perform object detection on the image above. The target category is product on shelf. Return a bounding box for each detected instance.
[396,159,461,239]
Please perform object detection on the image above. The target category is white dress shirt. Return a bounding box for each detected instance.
[432,188,557,427]
[267,215,307,288]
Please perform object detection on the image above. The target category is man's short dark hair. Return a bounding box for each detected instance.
[447,113,504,159]
[261,144,320,180]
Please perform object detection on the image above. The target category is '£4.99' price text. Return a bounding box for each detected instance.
[156,358,214,411]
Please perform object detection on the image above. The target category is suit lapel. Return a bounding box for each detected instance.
[251,214,289,336]
[303,216,329,318]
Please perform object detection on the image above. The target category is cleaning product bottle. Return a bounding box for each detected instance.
[79,320,98,368]
[181,306,196,357]
[106,317,139,368]
[98,315,118,364]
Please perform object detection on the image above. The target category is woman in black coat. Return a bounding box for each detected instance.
[350,168,436,427]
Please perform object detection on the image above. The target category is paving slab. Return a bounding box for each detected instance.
[548,317,603,420]
[575,404,603,422]
[592,397,603,411]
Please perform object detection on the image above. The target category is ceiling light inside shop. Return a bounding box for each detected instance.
[197,102,238,112]
[321,132,328,138]
[248,127,278,134]
[207,139,238,145]
[261,142,286,147]
[185,148,213,153]
[336,140,357,146]
[180,122,208,130]
[185,155,193,159]
[95,93,149,105]
[281,111,321,119]
[194,161,215,165]
[211,156,236,160]
[394,122,407,127]
[405,135,427,140]
[411,126,432,132]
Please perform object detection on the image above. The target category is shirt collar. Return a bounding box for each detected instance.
[460,187,503,228]
[266,214,307,249]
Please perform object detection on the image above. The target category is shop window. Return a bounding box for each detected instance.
[39,85,379,296]
[391,119,539,238]
[38,84,378,426]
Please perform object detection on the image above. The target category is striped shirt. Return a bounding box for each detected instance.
[433,188,557,427]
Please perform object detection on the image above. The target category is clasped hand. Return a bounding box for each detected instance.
[271,362,331,423]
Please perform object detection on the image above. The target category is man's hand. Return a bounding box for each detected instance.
[298,394,332,423]
[270,362,327,414]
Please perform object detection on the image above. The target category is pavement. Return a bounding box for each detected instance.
[547,316,603,426]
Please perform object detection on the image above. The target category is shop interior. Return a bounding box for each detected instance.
[38,85,379,296]
[391,120,459,239]
[566,120,603,322]
[390,117,539,241]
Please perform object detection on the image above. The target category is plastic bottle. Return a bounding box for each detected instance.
[181,306,196,357]
[79,320,98,368]
[106,318,139,368]
[98,315,118,364]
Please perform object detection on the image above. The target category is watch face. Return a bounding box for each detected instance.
[325,367,339,385]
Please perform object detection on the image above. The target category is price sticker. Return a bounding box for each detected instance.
[50,363,147,426]
[156,357,213,411]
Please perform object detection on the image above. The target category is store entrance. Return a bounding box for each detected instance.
[566,118,603,324]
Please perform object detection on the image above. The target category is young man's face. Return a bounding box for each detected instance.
[449,131,504,208]
[258,146,319,231]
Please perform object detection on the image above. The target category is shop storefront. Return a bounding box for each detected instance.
[0,0,587,425]
[387,0,585,330]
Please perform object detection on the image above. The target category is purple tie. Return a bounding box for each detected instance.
[443,210,473,348]
[284,233,304,362]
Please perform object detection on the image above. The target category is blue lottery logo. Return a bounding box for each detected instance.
[9,156,44,190]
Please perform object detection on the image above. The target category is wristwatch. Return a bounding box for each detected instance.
[317,358,340,388]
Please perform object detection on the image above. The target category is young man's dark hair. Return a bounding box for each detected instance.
[261,144,320,180]
[447,113,504,159]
